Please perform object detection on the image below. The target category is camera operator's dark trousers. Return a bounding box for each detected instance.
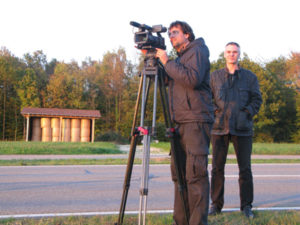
[210,134,253,211]
[171,122,212,225]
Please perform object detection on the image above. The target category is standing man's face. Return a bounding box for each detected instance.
[168,26,189,52]
[224,44,240,65]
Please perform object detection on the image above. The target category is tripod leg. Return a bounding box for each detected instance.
[116,75,144,225]
[138,132,151,225]
[130,74,144,136]
[117,135,139,225]
[138,74,154,225]
[158,73,190,224]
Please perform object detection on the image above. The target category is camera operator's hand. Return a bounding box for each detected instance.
[155,48,169,65]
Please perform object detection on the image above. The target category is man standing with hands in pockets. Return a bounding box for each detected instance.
[208,42,262,219]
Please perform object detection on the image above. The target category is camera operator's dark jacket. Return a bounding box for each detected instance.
[210,67,262,136]
[164,38,214,124]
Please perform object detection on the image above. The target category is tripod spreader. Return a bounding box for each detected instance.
[137,127,149,135]
[166,127,176,138]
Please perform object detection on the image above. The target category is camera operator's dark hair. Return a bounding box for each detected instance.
[169,21,195,42]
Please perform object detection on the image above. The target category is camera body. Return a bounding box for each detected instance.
[130,21,167,50]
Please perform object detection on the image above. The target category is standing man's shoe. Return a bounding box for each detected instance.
[242,205,254,219]
[208,205,221,216]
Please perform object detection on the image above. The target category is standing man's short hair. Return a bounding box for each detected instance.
[169,21,195,42]
[226,42,240,48]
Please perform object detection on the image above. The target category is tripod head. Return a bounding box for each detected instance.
[143,48,160,76]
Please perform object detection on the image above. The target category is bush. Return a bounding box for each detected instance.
[95,131,129,144]
[155,122,169,142]
[292,131,300,143]
[254,133,274,142]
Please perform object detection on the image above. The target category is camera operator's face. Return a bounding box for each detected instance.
[168,26,189,52]
[224,44,240,65]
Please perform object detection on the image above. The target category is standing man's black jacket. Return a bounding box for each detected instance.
[164,38,214,124]
[210,67,262,136]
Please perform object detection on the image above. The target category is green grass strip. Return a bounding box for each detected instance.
[1,158,300,166]
[0,210,299,225]
[1,141,300,155]
[0,141,121,155]
[151,142,300,155]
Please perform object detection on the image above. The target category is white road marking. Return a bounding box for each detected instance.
[225,175,300,178]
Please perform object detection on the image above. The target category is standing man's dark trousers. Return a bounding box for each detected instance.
[171,122,212,225]
[210,134,253,211]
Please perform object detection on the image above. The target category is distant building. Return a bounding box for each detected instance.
[21,107,101,143]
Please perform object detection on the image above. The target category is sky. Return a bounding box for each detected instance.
[1,0,299,65]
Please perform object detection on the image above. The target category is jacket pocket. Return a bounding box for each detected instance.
[239,87,250,107]
[186,155,208,184]
[236,110,251,131]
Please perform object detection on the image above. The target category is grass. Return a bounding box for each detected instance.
[1,158,300,166]
[0,141,299,166]
[0,141,121,155]
[151,142,300,155]
[0,141,299,155]
[0,210,299,225]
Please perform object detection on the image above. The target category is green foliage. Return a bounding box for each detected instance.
[0,45,300,143]
[0,48,25,140]
[254,57,297,142]
[210,52,226,72]
[286,52,300,90]
[155,122,169,142]
[17,68,41,108]
[292,92,300,142]
[168,48,178,60]
[95,131,129,144]
[46,62,87,109]
[24,50,52,107]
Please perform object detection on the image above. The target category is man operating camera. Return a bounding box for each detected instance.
[156,21,214,225]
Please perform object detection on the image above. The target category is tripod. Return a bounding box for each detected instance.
[116,51,190,225]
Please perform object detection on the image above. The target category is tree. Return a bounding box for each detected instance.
[292,92,300,142]
[0,47,24,140]
[24,50,52,107]
[17,68,41,108]
[286,52,300,90]
[81,59,104,110]
[262,58,297,142]
[45,62,87,109]
[99,48,129,132]
[210,52,226,72]
[286,52,300,142]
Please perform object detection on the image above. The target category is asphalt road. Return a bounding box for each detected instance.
[0,164,300,216]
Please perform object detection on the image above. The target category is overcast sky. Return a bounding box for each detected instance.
[1,0,299,65]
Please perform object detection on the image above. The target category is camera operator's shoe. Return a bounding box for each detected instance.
[242,205,254,219]
[208,205,221,216]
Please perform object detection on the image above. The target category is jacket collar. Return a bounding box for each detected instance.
[177,38,205,56]
[224,66,242,79]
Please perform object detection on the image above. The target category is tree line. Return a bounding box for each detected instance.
[0,46,299,143]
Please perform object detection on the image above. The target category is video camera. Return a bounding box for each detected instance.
[130,21,167,50]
